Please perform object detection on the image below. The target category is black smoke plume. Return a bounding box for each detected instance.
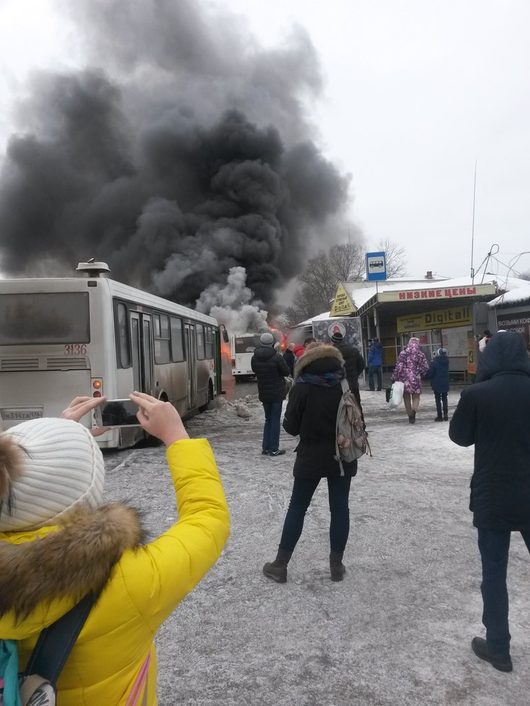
[0,0,352,310]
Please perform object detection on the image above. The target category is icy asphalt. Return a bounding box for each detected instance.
[103,385,530,706]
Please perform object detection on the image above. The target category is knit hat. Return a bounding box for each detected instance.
[438,347,448,355]
[0,418,105,532]
[331,332,344,343]
[260,332,275,346]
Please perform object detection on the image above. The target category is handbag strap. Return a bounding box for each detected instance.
[24,592,98,687]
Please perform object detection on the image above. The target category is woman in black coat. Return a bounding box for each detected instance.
[426,347,450,421]
[449,331,530,671]
[263,344,359,583]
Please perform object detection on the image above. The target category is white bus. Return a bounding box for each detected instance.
[0,262,231,448]
[230,332,262,379]
[230,329,286,379]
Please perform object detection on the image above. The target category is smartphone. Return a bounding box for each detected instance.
[94,399,140,427]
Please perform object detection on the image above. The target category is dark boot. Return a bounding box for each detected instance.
[263,548,292,583]
[471,637,513,672]
[330,550,346,582]
[434,416,443,422]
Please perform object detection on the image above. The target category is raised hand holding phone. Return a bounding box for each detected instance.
[129,391,189,447]
[60,395,109,437]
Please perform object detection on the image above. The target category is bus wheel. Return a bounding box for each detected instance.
[199,382,213,413]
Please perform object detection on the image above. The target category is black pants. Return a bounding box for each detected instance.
[478,527,530,656]
[434,391,448,418]
[279,476,352,554]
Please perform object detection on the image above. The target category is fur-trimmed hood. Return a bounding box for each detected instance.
[0,503,144,620]
[294,344,344,378]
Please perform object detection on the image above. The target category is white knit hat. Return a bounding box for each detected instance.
[0,418,105,532]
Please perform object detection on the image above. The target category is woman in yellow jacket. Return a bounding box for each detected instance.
[0,392,230,705]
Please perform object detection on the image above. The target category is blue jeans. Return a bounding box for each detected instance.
[279,475,352,553]
[477,527,530,656]
[261,401,283,453]
[368,365,382,391]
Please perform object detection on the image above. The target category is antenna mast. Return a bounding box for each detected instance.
[470,161,477,282]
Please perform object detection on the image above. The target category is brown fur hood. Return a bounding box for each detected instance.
[294,344,344,378]
[0,503,144,620]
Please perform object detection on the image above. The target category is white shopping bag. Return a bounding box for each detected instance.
[388,381,404,409]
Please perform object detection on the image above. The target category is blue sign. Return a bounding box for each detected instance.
[366,251,387,281]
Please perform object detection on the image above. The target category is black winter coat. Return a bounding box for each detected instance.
[283,345,357,479]
[332,341,365,390]
[449,331,530,530]
[251,345,290,403]
[283,348,295,377]
[426,353,449,394]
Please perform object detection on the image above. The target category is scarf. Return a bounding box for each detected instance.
[295,370,344,387]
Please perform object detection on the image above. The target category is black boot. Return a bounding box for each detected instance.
[263,548,292,583]
[330,550,346,582]
[434,416,443,422]
[471,637,513,672]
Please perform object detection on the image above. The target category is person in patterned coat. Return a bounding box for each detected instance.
[391,337,429,423]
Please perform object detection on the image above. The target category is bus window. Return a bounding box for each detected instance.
[205,326,214,359]
[154,313,170,364]
[196,324,205,360]
[115,302,130,368]
[0,292,90,345]
[170,317,184,361]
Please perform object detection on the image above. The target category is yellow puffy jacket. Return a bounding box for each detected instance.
[0,438,230,705]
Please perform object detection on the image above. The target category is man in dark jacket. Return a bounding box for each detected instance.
[449,331,530,673]
[367,338,384,391]
[251,332,290,456]
[331,332,365,411]
[262,344,357,583]
[426,347,450,421]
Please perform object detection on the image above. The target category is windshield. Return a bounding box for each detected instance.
[234,335,261,354]
[0,292,90,345]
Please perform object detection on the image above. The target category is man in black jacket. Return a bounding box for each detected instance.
[251,332,290,456]
[449,331,530,673]
[331,332,365,412]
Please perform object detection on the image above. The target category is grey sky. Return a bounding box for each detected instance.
[1,0,529,280]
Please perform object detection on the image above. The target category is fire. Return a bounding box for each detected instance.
[268,326,287,351]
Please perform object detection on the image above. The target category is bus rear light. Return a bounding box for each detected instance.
[92,378,103,396]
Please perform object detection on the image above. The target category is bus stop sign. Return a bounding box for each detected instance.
[366,251,387,281]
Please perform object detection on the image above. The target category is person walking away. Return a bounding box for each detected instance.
[449,331,530,673]
[367,338,384,391]
[391,337,429,423]
[283,343,295,377]
[251,331,290,456]
[426,347,450,421]
[262,345,358,583]
[478,329,492,353]
[0,393,230,705]
[330,332,365,413]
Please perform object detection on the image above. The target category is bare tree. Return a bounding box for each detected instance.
[283,239,407,324]
[378,239,407,278]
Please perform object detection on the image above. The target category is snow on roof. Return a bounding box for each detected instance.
[295,310,332,326]
[294,275,530,326]
[489,282,530,307]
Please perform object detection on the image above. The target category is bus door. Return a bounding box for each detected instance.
[130,312,154,394]
[184,323,196,409]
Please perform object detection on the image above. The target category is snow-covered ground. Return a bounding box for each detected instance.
[104,386,530,705]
